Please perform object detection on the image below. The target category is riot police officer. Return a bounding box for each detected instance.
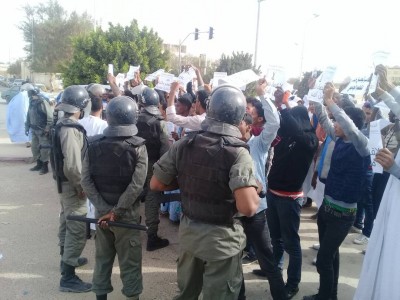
[52,85,92,293]
[136,87,170,251]
[81,96,148,300]
[25,84,53,174]
[150,84,260,299]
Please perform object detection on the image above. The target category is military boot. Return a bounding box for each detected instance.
[146,234,169,251]
[59,263,92,293]
[39,161,49,175]
[30,160,43,171]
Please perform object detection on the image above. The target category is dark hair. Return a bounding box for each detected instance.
[91,97,103,112]
[159,97,167,111]
[186,81,196,101]
[196,90,209,110]
[291,106,314,132]
[344,107,365,130]
[177,93,194,110]
[252,101,266,122]
[243,113,253,125]
[246,97,258,106]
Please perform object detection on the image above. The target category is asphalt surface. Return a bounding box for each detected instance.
[0,94,365,299]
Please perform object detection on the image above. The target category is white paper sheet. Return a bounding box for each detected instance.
[368,120,383,173]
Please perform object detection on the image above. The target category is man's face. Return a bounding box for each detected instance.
[250,107,261,125]
[246,103,254,114]
[194,99,201,115]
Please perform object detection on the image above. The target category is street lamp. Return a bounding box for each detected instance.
[299,13,319,78]
[254,0,266,67]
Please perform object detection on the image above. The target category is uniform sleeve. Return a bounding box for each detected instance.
[159,121,171,157]
[114,145,149,216]
[229,148,258,191]
[42,101,53,131]
[153,142,180,185]
[60,126,84,193]
[81,150,113,213]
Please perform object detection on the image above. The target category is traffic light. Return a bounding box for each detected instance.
[194,28,199,40]
[209,27,214,39]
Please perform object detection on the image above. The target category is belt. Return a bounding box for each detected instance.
[323,198,356,214]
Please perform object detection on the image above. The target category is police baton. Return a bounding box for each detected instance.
[67,215,148,231]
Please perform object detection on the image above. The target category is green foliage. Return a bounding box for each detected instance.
[19,0,93,73]
[7,60,22,76]
[297,70,322,99]
[216,52,260,75]
[62,21,170,87]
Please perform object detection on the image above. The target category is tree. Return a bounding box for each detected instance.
[62,21,170,86]
[7,60,22,77]
[19,0,93,73]
[216,52,260,75]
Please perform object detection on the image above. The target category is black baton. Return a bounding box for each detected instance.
[67,215,148,231]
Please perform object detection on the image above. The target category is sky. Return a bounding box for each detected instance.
[1,0,399,81]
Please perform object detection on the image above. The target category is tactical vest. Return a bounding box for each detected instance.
[136,112,162,161]
[50,119,87,184]
[28,99,47,129]
[88,135,145,206]
[177,132,249,226]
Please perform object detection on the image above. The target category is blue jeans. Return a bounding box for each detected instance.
[354,171,374,237]
[316,202,355,299]
[239,210,287,300]
[266,191,302,289]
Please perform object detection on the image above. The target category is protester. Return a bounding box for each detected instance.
[6,84,31,144]
[304,82,370,300]
[237,79,288,300]
[354,65,400,299]
[266,87,319,299]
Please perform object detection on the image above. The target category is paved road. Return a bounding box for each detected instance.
[0,95,365,299]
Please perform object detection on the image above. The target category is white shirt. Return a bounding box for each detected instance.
[79,115,108,136]
[166,105,206,131]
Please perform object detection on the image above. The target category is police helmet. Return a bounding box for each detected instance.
[58,85,90,113]
[87,84,106,100]
[139,87,159,107]
[206,84,246,126]
[107,96,138,126]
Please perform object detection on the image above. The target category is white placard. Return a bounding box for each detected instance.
[145,69,165,82]
[125,65,140,81]
[374,101,390,111]
[307,66,337,103]
[108,64,114,76]
[368,120,383,174]
[341,76,370,96]
[222,69,260,89]
[154,73,176,93]
[177,68,196,87]
[115,73,126,91]
[368,74,379,94]
[212,72,228,88]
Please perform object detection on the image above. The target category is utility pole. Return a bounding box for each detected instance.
[254,0,265,67]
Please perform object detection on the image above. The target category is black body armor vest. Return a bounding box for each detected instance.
[88,135,145,206]
[136,112,162,161]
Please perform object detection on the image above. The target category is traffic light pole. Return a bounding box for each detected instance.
[178,28,213,72]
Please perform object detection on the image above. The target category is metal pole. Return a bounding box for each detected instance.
[254,0,262,67]
[299,14,319,79]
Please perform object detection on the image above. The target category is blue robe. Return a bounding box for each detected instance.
[6,91,30,143]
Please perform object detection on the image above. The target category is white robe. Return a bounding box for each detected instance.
[354,153,400,299]
[6,91,30,143]
[79,115,108,230]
